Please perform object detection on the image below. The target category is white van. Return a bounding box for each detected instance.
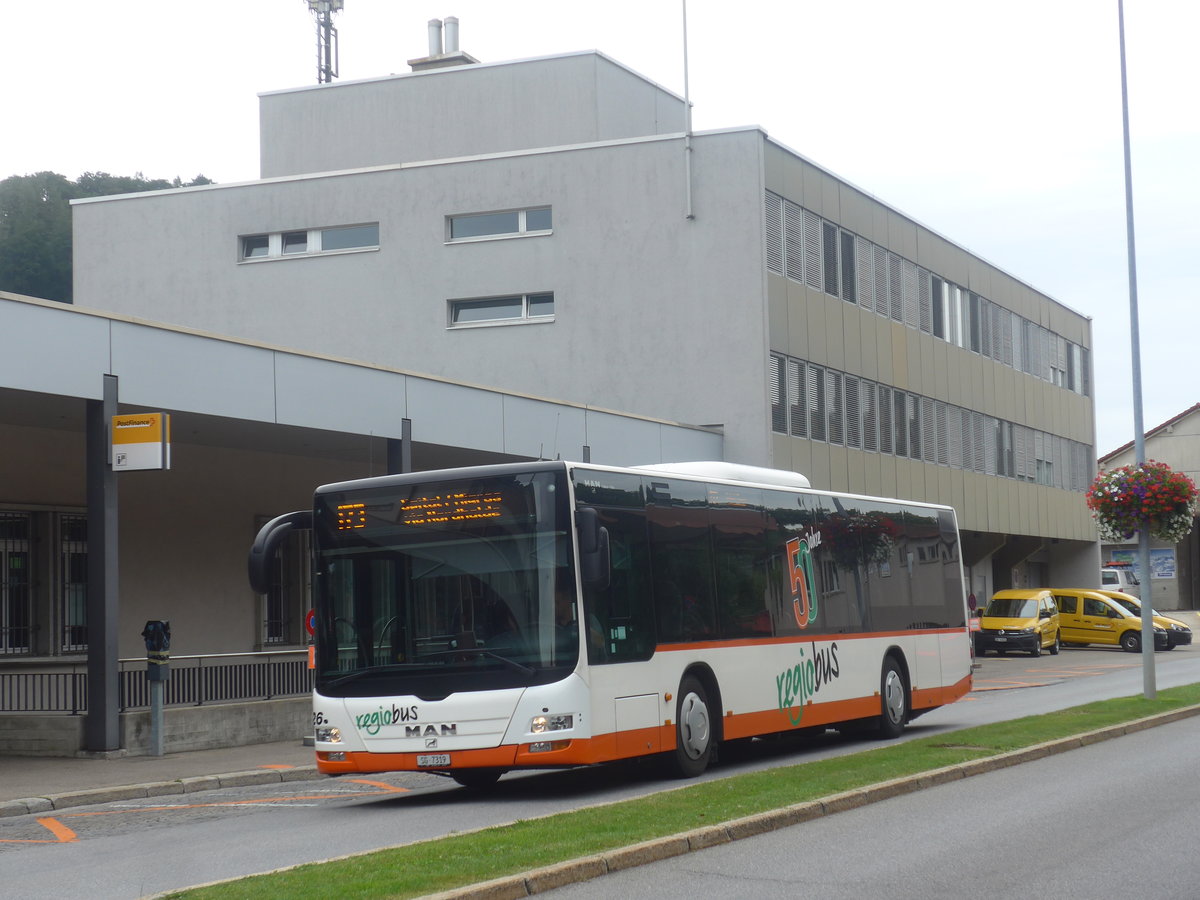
[1101,564,1140,598]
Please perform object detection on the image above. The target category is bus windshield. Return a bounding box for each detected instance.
[312,469,575,696]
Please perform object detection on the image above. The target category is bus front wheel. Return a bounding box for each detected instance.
[670,676,713,778]
[877,658,908,739]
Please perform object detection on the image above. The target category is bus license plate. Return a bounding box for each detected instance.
[417,754,451,767]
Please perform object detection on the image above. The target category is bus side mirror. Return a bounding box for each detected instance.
[575,508,611,591]
[248,510,313,595]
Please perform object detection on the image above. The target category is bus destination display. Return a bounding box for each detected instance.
[335,491,505,530]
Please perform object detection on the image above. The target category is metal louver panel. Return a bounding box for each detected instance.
[948,406,963,468]
[980,298,992,358]
[874,246,888,317]
[765,192,783,274]
[935,401,948,465]
[784,200,804,282]
[902,260,919,328]
[893,390,908,457]
[862,380,878,452]
[857,236,874,314]
[888,253,903,322]
[822,221,840,297]
[807,364,826,442]
[770,354,786,432]
[908,393,921,459]
[803,210,822,290]
[984,416,997,476]
[845,376,861,448]
[972,412,985,473]
[918,269,932,333]
[826,370,843,445]
[878,385,893,454]
[922,397,936,462]
[788,358,807,438]
[840,230,856,303]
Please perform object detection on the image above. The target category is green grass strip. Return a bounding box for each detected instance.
[165,683,1200,899]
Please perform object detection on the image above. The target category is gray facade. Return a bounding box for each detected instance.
[74,48,1099,598]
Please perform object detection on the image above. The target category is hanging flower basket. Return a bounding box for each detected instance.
[1086,460,1198,543]
[821,510,899,570]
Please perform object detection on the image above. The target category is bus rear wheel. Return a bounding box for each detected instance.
[669,676,713,778]
[877,658,908,739]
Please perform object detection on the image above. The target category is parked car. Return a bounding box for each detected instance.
[1100,563,1140,598]
[1052,588,1167,652]
[1094,589,1192,649]
[975,589,1060,657]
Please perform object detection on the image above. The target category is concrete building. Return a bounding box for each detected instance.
[1098,404,1200,609]
[3,38,1098,752]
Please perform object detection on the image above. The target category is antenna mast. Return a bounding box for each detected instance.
[306,0,343,83]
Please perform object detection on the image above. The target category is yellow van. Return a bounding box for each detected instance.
[1051,588,1167,653]
[1093,589,1192,649]
[975,589,1060,657]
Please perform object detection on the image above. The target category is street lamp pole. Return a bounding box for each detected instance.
[1117,0,1154,698]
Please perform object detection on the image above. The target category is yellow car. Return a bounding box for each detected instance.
[1094,589,1192,649]
[975,589,1060,658]
[1052,588,1168,653]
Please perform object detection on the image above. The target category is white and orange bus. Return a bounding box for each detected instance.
[249,460,972,786]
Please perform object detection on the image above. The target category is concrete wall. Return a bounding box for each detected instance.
[0,698,309,757]
[73,130,768,463]
[258,52,687,178]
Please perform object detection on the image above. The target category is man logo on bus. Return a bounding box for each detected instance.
[786,531,820,628]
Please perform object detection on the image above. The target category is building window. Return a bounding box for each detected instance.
[320,224,379,251]
[447,207,553,241]
[449,292,555,327]
[239,223,379,261]
[242,235,269,258]
[282,231,308,254]
[1,512,32,655]
[59,515,88,653]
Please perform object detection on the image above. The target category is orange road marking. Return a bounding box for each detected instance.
[258,764,296,770]
[0,817,78,844]
[62,786,400,819]
[349,779,411,793]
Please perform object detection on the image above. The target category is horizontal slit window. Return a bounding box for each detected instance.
[448,207,552,241]
[449,292,555,327]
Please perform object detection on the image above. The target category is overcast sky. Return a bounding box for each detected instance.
[5,0,1196,457]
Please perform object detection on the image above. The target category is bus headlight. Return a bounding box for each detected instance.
[315,726,343,744]
[530,714,573,733]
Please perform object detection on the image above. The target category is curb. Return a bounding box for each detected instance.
[418,702,1200,899]
[0,764,323,819]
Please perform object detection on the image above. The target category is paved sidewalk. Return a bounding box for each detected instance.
[0,739,321,817]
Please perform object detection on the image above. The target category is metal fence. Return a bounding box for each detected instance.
[0,650,312,714]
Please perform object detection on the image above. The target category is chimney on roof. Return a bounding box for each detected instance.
[409,16,479,71]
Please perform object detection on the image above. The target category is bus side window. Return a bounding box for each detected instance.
[647,483,716,643]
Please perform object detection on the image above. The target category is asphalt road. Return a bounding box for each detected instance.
[2,644,1198,899]
[549,710,1200,899]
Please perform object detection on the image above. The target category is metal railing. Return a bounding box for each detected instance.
[0,650,312,714]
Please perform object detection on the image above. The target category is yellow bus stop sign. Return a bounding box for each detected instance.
[112,413,171,471]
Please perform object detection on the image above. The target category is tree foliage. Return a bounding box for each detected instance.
[0,171,213,303]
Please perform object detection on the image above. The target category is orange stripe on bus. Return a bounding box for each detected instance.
[656,628,967,652]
